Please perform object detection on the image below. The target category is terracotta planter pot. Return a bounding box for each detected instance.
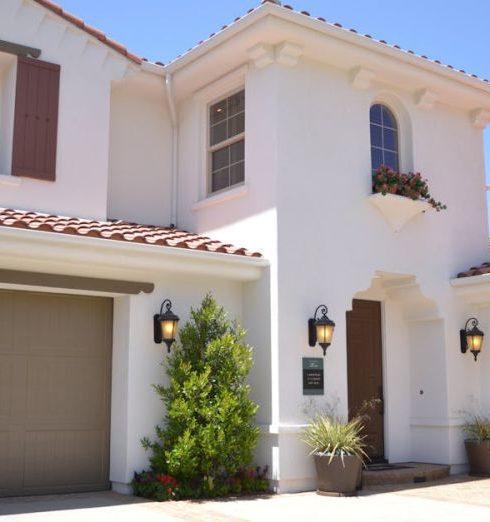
[313,454,362,496]
[465,439,490,476]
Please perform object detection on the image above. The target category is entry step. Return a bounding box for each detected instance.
[362,462,450,486]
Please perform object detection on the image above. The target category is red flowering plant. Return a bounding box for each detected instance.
[132,471,179,501]
[372,165,447,211]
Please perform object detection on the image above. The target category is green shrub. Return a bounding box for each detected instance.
[141,294,261,486]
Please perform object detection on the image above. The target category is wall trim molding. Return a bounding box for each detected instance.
[0,39,41,58]
[0,269,154,295]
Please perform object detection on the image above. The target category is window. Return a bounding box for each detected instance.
[208,90,245,194]
[370,104,399,175]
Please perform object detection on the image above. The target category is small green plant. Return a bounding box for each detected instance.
[139,294,263,500]
[302,415,368,465]
[372,165,447,211]
[463,415,490,442]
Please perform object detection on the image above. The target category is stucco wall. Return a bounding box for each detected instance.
[0,53,17,177]
[0,0,131,220]
[107,72,173,226]
[175,51,490,489]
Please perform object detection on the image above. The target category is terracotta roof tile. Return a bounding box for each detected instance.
[457,262,490,279]
[32,0,143,64]
[0,208,262,259]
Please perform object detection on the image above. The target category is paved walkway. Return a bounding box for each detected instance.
[1,475,490,522]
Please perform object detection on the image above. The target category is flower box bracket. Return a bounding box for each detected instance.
[368,193,431,233]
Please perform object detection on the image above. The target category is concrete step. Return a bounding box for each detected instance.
[362,462,450,486]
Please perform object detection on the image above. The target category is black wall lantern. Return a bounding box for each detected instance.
[154,299,180,352]
[308,305,336,356]
[460,318,484,361]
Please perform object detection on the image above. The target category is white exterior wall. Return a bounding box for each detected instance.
[276,57,488,487]
[0,53,17,177]
[107,71,173,226]
[0,0,132,220]
[175,42,490,490]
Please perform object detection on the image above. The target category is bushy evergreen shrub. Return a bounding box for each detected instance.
[141,294,261,490]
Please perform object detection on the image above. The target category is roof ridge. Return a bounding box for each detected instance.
[165,0,489,85]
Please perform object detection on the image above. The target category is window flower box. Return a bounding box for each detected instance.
[369,166,446,232]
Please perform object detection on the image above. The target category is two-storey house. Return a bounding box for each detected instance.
[1,0,490,496]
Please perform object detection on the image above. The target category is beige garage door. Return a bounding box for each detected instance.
[0,290,113,497]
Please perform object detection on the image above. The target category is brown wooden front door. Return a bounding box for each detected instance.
[346,299,384,461]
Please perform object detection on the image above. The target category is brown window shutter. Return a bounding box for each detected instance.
[11,56,60,181]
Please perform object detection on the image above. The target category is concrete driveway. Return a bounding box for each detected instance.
[1,475,490,522]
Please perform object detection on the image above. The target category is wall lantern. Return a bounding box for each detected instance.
[460,318,484,361]
[308,305,336,356]
[154,299,180,352]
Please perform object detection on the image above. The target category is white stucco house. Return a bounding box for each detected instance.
[1,0,490,497]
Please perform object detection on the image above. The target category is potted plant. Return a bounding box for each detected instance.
[463,415,490,476]
[302,414,368,496]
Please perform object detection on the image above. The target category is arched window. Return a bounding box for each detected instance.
[370,104,399,174]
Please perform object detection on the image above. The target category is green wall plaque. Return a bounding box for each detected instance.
[302,357,324,395]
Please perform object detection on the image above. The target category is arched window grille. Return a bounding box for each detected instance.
[370,104,399,175]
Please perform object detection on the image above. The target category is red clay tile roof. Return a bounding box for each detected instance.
[0,208,262,258]
[32,0,143,65]
[457,262,490,278]
[169,0,489,85]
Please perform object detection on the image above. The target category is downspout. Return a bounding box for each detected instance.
[165,73,178,227]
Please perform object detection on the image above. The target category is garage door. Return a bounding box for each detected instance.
[0,290,113,497]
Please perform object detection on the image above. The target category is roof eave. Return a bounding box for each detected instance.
[0,226,269,283]
[162,3,490,98]
[31,0,143,65]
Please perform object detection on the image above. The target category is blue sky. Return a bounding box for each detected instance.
[59,0,490,190]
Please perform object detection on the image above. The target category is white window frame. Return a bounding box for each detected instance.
[207,90,245,196]
[193,65,248,204]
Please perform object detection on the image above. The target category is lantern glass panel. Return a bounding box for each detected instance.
[468,333,484,352]
[316,323,334,345]
[161,319,177,341]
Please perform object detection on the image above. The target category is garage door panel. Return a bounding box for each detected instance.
[0,356,27,419]
[13,294,111,357]
[26,357,109,423]
[0,430,23,491]
[0,293,15,353]
[24,429,108,488]
[0,290,112,497]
